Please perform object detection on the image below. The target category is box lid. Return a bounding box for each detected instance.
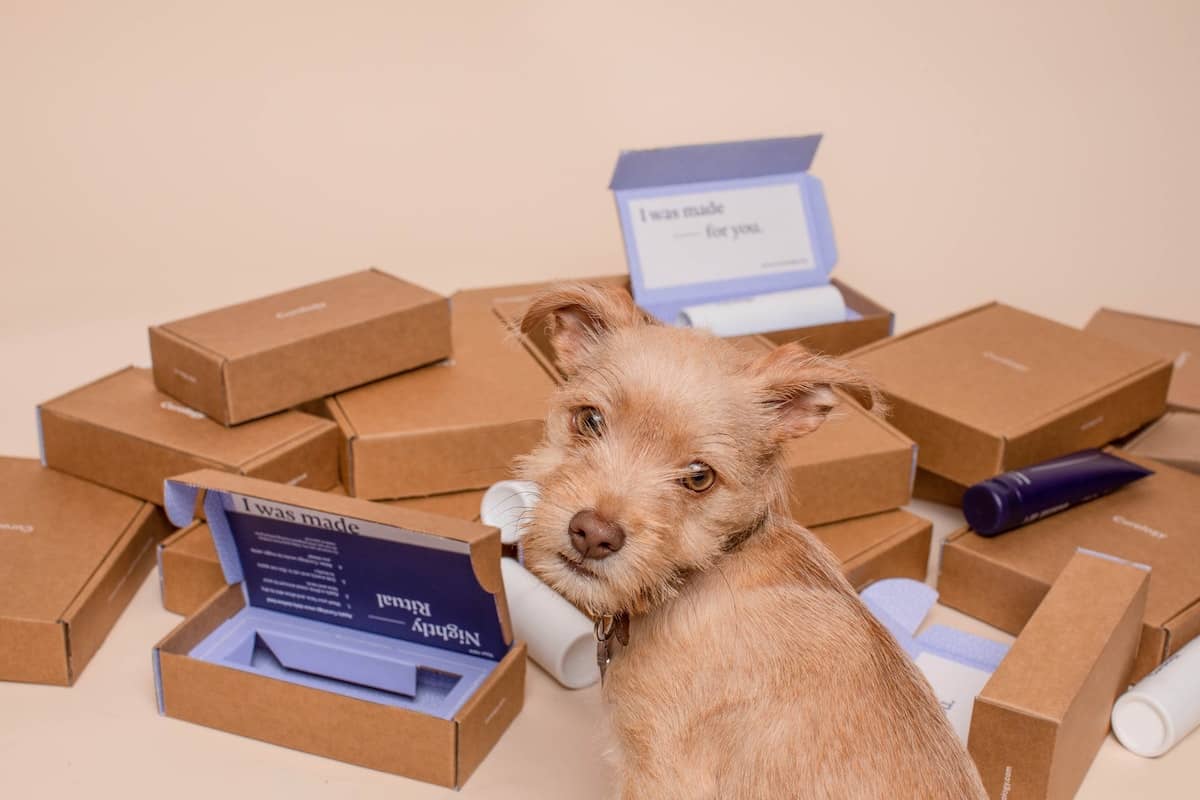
[330,300,553,437]
[609,135,823,190]
[946,451,1200,633]
[40,367,335,468]
[156,269,444,361]
[1085,307,1200,412]
[0,457,147,622]
[164,470,513,661]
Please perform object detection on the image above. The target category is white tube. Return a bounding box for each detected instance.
[480,480,540,545]
[500,558,599,689]
[676,284,846,337]
[1111,636,1200,757]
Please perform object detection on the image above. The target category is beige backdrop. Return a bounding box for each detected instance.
[1,2,1197,798]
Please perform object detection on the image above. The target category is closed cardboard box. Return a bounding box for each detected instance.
[1085,307,1200,413]
[38,367,339,505]
[327,289,555,499]
[1,458,172,685]
[851,302,1172,487]
[1120,411,1200,474]
[812,508,932,588]
[968,550,1148,800]
[941,451,1199,681]
[494,290,916,527]
[150,269,451,425]
[159,487,488,616]
[154,471,523,788]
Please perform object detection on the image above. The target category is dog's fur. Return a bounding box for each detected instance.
[516,283,986,800]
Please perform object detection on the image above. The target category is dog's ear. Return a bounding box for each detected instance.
[520,282,652,374]
[752,343,885,440]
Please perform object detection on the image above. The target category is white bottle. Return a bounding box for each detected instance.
[1111,636,1200,757]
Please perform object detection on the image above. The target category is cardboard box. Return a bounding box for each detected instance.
[159,488,488,616]
[850,302,1172,487]
[0,458,172,685]
[39,367,340,505]
[1120,411,1200,473]
[150,269,451,425]
[968,550,1148,800]
[940,451,1199,681]
[1085,307,1200,412]
[493,291,916,527]
[154,471,524,788]
[912,466,968,507]
[326,290,555,500]
[812,509,932,588]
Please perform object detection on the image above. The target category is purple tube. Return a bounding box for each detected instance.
[963,450,1153,537]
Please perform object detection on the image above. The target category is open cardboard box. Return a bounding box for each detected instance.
[940,451,1199,681]
[323,288,555,500]
[150,269,451,426]
[159,487,488,617]
[1,458,172,685]
[153,471,523,787]
[850,302,1172,488]
[968,549,1148,800]
[492,288,915,527]
[38,367,339,505]
[1085,307,1199,413]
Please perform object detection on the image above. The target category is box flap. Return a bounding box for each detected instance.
[1121,411,1200,471]
[609,135,822,190]
[157,269,444,361]
[164,470,512,662]
[0,457,148,624]
[39,366,336,468]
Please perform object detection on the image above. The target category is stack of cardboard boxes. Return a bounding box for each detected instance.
[845,301,1200,798]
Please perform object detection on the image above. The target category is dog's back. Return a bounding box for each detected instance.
[605,521,987,800]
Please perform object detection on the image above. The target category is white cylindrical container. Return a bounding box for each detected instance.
[676,284,846,337]
[1111,636,1200,757]
[500,558,599,689]
[480,480,540,545]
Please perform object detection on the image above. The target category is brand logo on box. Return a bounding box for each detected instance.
[160,400,206,420]
[275,301,327,320]
[1178,350,1192,370]
[0,522,34,534]
[375,592,432,618]
[981,351,1030,373]
[1112,514,1167,540]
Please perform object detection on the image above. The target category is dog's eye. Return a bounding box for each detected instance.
[681,462,716,493]
[571,406,605,437]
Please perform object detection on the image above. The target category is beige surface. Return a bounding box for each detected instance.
[2,2,1198,796]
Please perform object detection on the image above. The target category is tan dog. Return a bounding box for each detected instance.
[516,283,986,800]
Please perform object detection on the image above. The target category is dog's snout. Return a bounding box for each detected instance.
[568,510,626,560]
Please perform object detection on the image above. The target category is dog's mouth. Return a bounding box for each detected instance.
[557,552,600,579]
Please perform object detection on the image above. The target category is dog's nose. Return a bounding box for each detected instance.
[568,510,625,560]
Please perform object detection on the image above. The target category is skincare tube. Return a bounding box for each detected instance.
[480,480,540,545]
[676,284,846,337]
[1112,637,1200,757]
[500,558,600,689]
[962,450,1152,537]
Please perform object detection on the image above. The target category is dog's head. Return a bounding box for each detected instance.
[515,282,880,616]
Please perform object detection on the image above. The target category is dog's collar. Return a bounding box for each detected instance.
[594,612,630,684]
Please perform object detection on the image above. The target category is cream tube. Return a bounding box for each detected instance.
[480,480,540,545]
[500,558,599,689]
[1111,636,1200,757]
[676,284,846,337]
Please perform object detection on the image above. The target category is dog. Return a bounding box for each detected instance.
[515,282,987,799]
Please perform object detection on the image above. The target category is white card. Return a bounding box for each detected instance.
[915,651,993,743]
[627,183,817,291]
